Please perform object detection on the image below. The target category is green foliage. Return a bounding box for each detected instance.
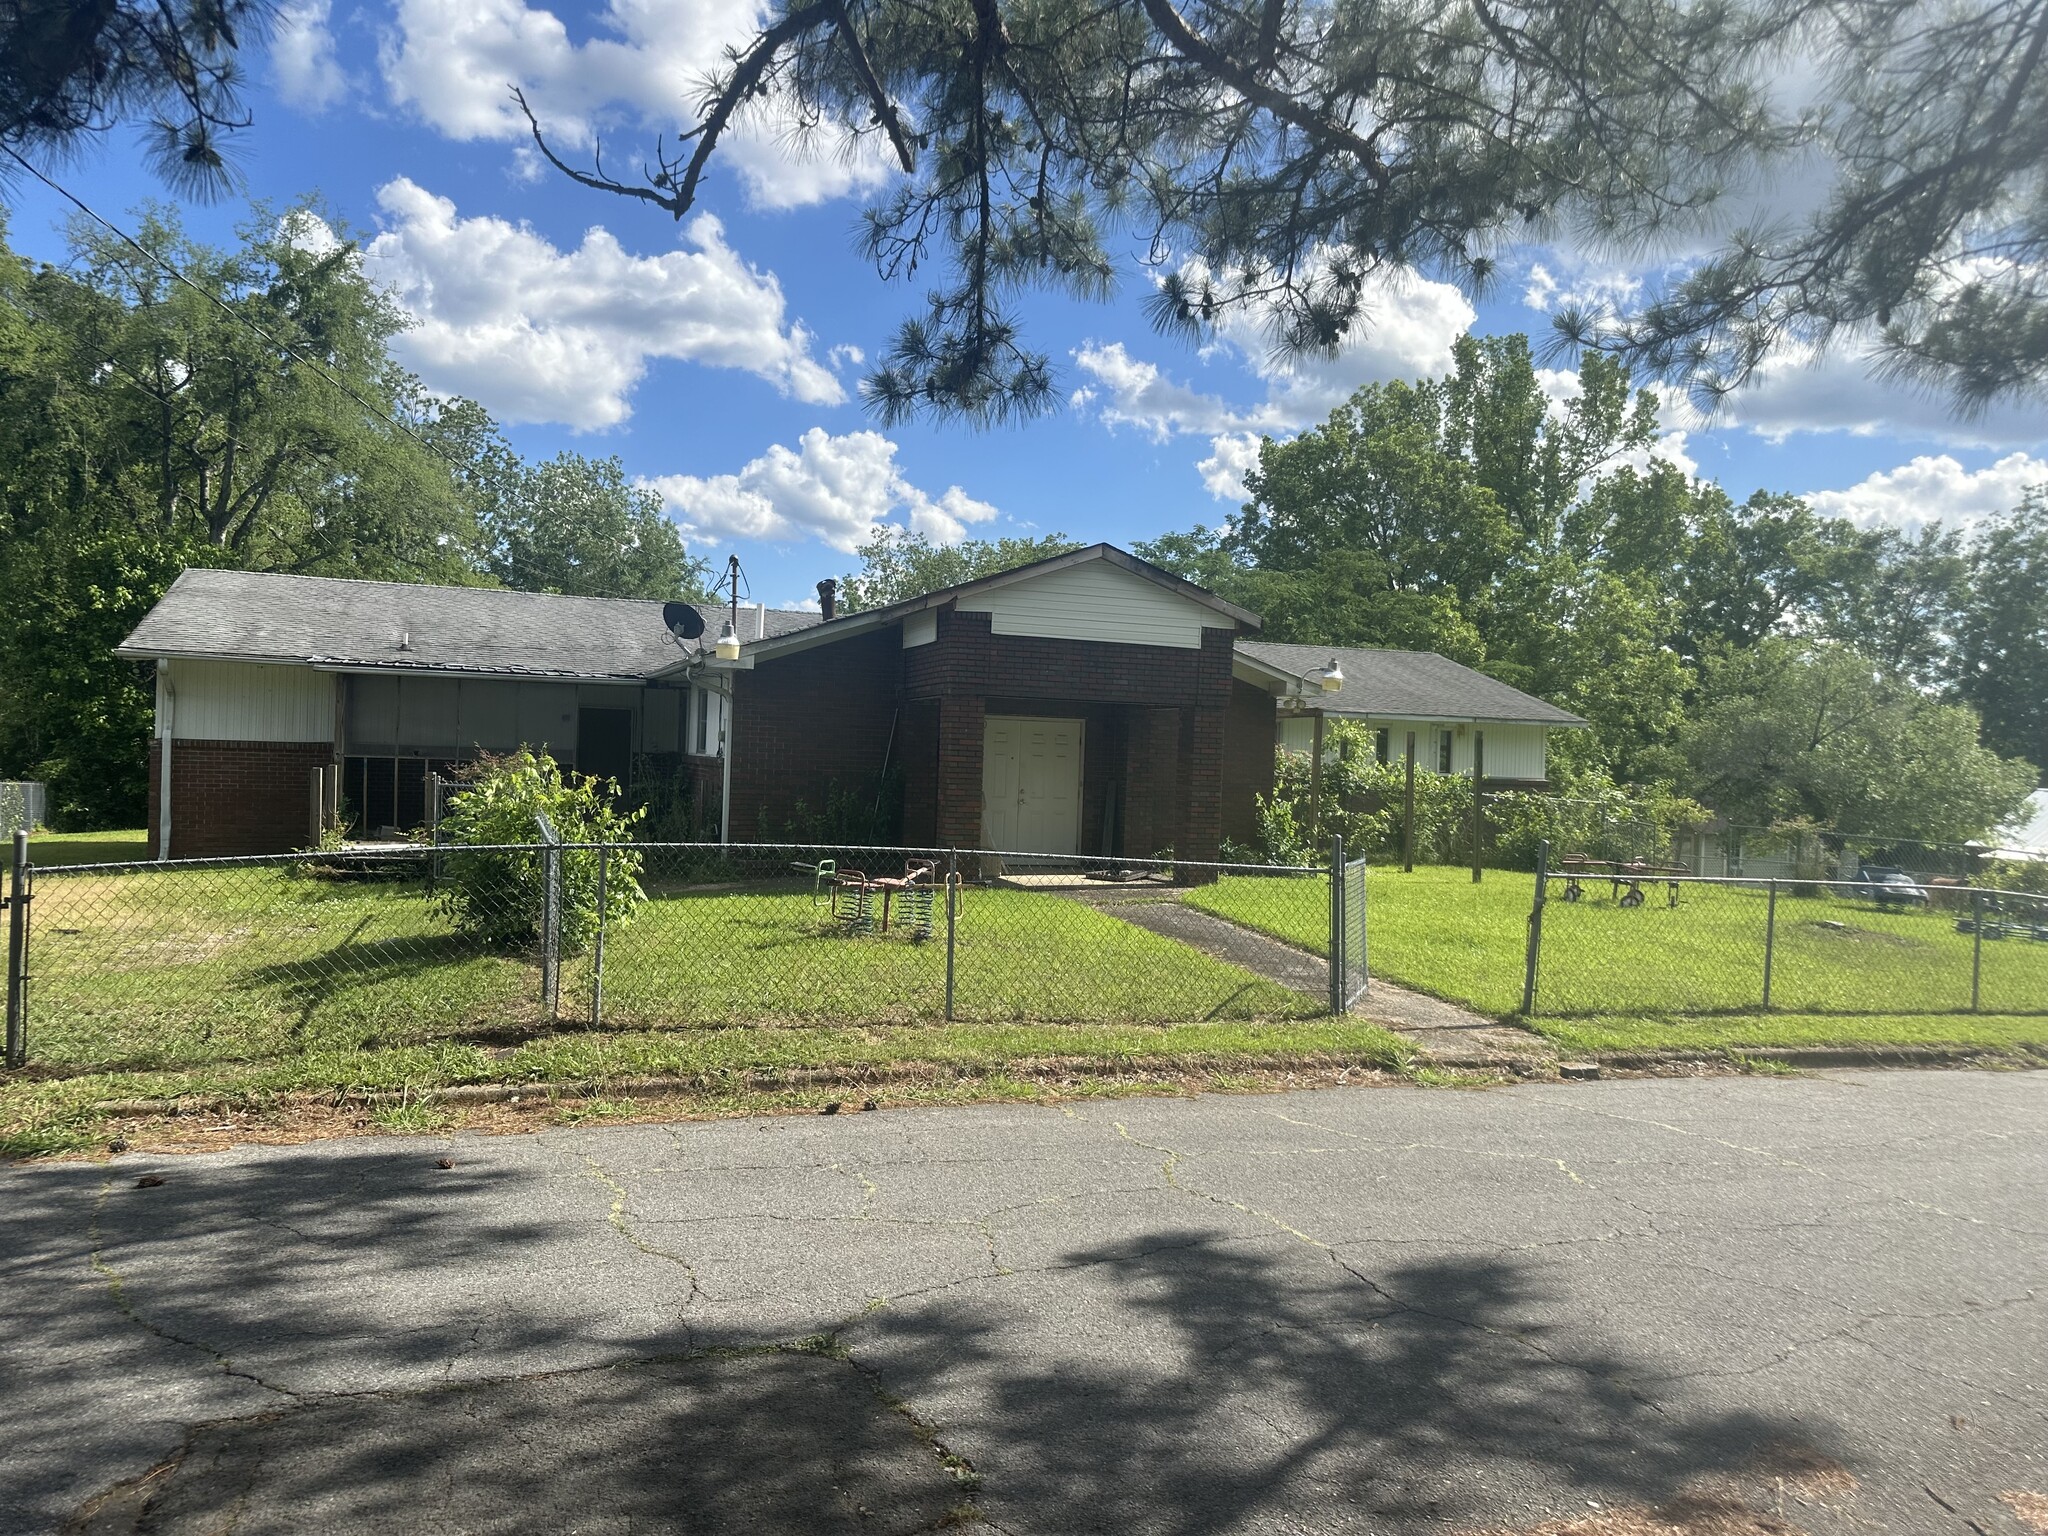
[0,0,268,196]
[1490,773,1710,869]
[1684,641,2038,845]
[838,527,1082,611]
[0,203,718,828]
[1955,496,2048,780]
[1247,719,1471,865]
[1983,858,2048,897]
[436,750,645,952]
[755,773,904,847]
[477,449,709,601]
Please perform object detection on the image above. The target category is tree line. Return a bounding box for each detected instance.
[0,202,708,828]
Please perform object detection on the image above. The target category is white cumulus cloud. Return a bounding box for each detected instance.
[645,429,998,553]
[1805,452,2048,534]
[361,178,842,430]
[379,0,897,209]
[1072,263,1475,497]
[271,0,349,110]
[1196,432,1263,502]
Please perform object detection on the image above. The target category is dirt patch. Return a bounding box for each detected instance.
[1458,1492,1805,1534]
[1747,1443,1857,1500]
[1458,1444,1860,1536]
[2004,1490,2048,1534]
[29,1058,1422,1160]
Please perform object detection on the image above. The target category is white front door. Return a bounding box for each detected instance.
[982,716,1083,854]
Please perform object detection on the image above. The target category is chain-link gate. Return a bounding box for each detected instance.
[1326,835,1369,1013]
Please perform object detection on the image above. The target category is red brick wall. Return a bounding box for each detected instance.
[722,608,1248,868]
[147,739,334,858]
[1222,678,1278,850]
[727,628,903,840]
[902,610,1235,865]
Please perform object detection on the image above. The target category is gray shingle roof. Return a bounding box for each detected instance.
[1236,641,1586,726]
[117,568,820,680]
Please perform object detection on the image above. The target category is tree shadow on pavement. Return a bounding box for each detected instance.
[8,1151,1852,1536]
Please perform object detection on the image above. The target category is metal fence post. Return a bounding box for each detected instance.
[1328,833,1345,1016]
[591,841,608,1027]
[6,828,28,1068]
[944,847,958,1022]
[1522,838,1548,1016]
[1763,879,1778,1010]
[1971,888,1984,1012]
[542,843,561,1022]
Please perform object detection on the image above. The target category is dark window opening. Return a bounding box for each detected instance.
[343,757,459,837]
[1374,728,1390,765]
[578,707,634,789]
[1438,730,1454,773]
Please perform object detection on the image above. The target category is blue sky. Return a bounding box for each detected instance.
[8,0,2046,608]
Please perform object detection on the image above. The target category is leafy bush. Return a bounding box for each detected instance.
[1984,856,2048,896]
[1248,719,1467,864]
[1488,772,1710,869]
[435,749,645,951]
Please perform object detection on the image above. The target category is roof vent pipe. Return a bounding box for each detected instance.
[816,579,837,622]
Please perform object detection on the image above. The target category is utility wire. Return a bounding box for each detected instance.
[1,144,469,478]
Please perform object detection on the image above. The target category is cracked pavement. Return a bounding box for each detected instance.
[5,1069,2045,1534]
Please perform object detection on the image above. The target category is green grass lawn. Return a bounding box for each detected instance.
[1188,864,2048,1054]
[4,855,1384,1154]
[26,828,152,865]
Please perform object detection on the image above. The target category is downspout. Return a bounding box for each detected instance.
[156,660,175,861]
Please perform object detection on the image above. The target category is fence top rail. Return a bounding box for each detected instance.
[29,841,1327,878]
[1543,867,2048,904]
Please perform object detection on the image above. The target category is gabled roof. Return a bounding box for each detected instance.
[117,568,819,681]
[727,542,1260,665]
[1236,641,1587,727]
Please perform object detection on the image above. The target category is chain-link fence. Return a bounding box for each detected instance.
[1523,847,2048,1018]
[1,782,46,839]
[4,841,1354,1071]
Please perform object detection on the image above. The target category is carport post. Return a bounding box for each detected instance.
[1762,880,1778,1010]
[1970,888,1983,1012]
[5,828,27,1068]
[1401,733,1416,873]
[1522,839,1548,1017]
[944,848,958,1022]
[1470,731,1485,884]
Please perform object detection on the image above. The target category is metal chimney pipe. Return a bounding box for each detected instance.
[816,579,837,621]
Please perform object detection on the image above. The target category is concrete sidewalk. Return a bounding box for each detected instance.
[6,1070,2045,1534]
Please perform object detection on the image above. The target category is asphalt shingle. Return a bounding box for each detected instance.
[117,569,819,680]
[1236,640,1585,726]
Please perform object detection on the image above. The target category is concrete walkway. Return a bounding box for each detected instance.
[9,1070,2045,1534]
[1094,895,1553,1065]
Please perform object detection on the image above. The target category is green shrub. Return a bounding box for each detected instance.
[1249,720,1466,864]
[1488,772,1710,869]
[435,749,645,951]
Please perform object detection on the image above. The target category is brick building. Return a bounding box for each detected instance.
[117,546,1580,861]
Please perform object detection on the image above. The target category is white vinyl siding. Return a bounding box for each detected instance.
[902,611,938,648]
[1276,715,1550,780]
[958,560,1227,649]
[162,659,333,743]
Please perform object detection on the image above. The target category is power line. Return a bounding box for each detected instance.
[1,144,470,478]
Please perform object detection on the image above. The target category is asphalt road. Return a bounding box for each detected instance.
[6,1069,2045,1535]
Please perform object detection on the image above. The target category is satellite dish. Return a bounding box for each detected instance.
[662,602,706,643]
